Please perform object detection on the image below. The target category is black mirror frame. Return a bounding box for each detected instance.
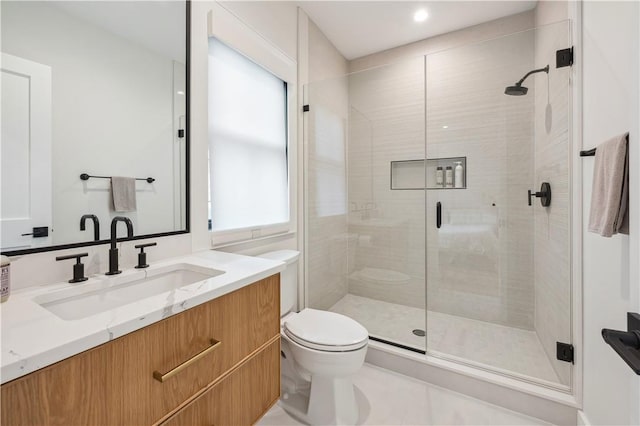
[1,0,191,257]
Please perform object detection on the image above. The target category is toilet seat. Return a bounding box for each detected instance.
[283,309,368,352]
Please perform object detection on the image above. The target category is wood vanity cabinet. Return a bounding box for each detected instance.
[0,274,281,426]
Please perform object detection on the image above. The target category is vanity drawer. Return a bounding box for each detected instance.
[125,273,280,424]
[0,274,280,426]
[162,338,280,426]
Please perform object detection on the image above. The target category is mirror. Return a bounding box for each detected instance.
[1,1,189,254]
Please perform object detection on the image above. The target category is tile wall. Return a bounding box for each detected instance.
[424,30,536,329]
[305,21,350,310]
[347,58,427,309]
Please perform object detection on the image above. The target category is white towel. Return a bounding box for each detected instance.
[111,176,137,212]
[588,133,629,237]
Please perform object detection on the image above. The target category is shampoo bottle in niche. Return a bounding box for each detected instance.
[445,166,453,188]
[435,166,444,187]
[454,161,464,188]
[1,255,10,303]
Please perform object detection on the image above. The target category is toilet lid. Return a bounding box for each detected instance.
[284,309,368,352]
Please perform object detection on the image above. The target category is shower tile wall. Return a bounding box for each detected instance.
[347,58,426,309]
[305,20,350,310]
[533,17,571,386]
[425,31,536,329]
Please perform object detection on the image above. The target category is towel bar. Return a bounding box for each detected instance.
[80,173,155,183]
[581,134,629,157]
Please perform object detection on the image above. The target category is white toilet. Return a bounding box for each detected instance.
[257,250,368,425]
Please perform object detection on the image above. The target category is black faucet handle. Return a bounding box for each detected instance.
[56,253,89,283]
[135,242,157,269]
[135,242,157,250]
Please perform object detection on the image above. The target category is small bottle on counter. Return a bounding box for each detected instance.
[445,166,453,188]
[435,166,444,187]
[454,161,464,188]
[1,255,10,303]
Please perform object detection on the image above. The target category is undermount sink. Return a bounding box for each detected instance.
[34,263,224,321]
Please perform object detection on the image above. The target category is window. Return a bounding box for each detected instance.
[313,105,346,217]
[208,38,289,242]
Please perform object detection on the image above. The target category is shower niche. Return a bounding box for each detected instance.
[390,157,466,190]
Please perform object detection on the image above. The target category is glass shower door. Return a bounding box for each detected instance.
[304,58,428,353]
[424,22,572,388]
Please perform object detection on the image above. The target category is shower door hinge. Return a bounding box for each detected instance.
[303,104,310,112]
[556,342,574,363]
[556,47,573,68]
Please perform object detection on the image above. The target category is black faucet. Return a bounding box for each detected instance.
[106,216,134,275]
[80,214,100,241]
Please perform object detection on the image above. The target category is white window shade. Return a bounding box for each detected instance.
[208,38,289,234]
[314,106,346,217]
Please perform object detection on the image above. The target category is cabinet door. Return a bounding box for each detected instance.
[163,339,280,426]
[1,275,280,425]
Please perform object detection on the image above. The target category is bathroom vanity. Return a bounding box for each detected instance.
[0,251,284,425]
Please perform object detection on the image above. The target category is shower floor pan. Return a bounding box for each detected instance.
[329,294,560,384]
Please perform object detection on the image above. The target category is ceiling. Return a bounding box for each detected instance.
[298,1,537,60]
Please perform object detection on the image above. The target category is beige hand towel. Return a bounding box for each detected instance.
[111,176,137,212]
[588,133,629,237]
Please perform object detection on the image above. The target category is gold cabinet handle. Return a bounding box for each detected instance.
[153,338,221,383]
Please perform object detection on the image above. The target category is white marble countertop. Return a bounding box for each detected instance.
[0,250,285,384]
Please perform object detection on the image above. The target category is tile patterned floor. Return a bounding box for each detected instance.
[329,294,560,384]
[257,364,550,425]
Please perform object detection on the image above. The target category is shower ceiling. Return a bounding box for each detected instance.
[298,1,537,60]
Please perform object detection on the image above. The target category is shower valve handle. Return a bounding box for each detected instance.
[528,183,552,207]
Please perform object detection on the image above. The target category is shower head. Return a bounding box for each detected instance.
[504,84,528,96]
[504,65,549,96]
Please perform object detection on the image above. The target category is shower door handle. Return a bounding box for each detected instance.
[436,202,442,229]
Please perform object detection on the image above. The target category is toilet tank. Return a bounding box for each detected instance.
[256,250,300,316]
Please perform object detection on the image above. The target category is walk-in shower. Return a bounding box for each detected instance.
[304,20,573,390]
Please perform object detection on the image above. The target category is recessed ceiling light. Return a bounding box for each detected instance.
[414,9,428,23]
[442,125,449,129]
[177,91,185,95]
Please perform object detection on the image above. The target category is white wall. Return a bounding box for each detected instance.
[581,2,640,425]
[2,1,183,244]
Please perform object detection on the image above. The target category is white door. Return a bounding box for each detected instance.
[1,53,52,251]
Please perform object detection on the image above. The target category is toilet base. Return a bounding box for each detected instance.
[280,374,359,425]
[308,375,359,425]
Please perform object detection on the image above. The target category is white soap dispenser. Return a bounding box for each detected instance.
[1,255,10,303]
[454,161,464,188]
